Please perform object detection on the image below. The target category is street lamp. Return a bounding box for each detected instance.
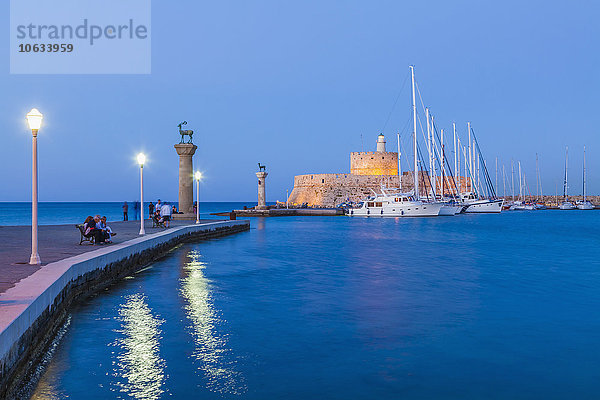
[137,153,146,235]
[26,108,43,265]
[194,171,202,224]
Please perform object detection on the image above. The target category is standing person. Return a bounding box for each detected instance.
[133,201,139,220]
[122,202,128,221]
[160,202,172,228]
[155,199,162,214]
[149,202,155,219]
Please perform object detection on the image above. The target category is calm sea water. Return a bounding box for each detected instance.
[28,211,600,399]
[0,202,259,226]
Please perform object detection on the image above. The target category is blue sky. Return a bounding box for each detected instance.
[2,0,598,202]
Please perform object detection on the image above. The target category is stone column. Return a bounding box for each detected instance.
[256,171,268,210]
[174,144,198,214]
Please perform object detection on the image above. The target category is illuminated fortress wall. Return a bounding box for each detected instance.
[350,152,398,176]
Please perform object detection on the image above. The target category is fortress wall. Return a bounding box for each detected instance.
[288,173,400,207]
[350,152,398,176]
[288,172,475,207]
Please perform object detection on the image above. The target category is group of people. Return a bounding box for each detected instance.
[121,201,143,221]
[82,215,116,244]
[149,199,175,228]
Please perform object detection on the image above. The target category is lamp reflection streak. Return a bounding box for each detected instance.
[180,251,246,395]
[113,293,166,400]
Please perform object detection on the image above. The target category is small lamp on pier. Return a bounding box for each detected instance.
[137,153,146,235]
[26,108,43,265]
[194,171,202,224]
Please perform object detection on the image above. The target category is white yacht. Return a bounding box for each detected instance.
[347,188,443,217]
[459,192,504,213]
[559,201,576,210]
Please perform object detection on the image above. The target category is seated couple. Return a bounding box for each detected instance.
[83,215,116,244]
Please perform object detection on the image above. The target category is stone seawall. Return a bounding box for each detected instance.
[288,173,400,207]
[0,221,249,399]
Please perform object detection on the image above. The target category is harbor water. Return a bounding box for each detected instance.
[27,210,600,399]
[0,202,257,226]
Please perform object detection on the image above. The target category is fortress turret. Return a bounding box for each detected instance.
[376,134,386,152]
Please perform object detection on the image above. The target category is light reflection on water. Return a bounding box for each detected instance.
[111,293,166,400]
[180,250,246,395]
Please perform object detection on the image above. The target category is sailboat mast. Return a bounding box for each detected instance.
[502,165,506,198]
[468,122,472,192]
[564,146,568,200]
[495,157,498,198]
[397,131,402,190]
[453,123,458,196]
[511,159,515,201]
[583,145,586,201]
[518,161,523,201]
[441,128,445,199]
[410,66,418,199]
[431,115,436,197]
[426,108,432,196]
[463,146,468,192]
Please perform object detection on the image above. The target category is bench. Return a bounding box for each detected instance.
[152,215,166,228]
[76,224,94,245]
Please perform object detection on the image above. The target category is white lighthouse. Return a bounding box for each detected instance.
[376,134,386,152]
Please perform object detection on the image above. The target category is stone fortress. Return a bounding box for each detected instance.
[288,134,403,207]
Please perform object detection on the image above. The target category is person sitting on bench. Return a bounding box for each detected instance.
[83,215,106,244]
[97,216,116,243]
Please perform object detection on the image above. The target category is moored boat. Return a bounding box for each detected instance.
[347,188,443,217]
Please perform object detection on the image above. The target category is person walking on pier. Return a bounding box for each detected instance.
[122,202,128,221]
[149,202,155,219]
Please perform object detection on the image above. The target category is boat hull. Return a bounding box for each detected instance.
[464,199,504,213]
[348,202,443,217]
[439,205,463,216]
[559,202,576,210]
[576,202,595,210]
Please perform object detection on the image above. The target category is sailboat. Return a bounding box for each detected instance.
[577,146,594,210]
[460,123,504,213]
[558,146,576,210]
[348,66,443,217]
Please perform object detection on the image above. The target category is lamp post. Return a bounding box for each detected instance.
[194,171,202,224]
[26,108,43,265]
[137,153,146,235]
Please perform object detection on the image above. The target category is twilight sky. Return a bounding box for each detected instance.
[2,0,598,202]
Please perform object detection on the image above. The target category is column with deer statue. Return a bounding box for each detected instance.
[256,163,268,210]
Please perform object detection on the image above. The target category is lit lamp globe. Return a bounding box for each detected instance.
[195,171,202,181]
[26,108,43,133]
[137,153,146,166]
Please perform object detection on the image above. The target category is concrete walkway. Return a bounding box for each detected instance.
[0,219,213,294]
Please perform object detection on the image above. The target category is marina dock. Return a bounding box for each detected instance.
[214,208,345,217]
[0,219,249,398]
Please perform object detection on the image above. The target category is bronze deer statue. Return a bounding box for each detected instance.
[178,121,194,144]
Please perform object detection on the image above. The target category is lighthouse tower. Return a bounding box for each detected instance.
[376,134,386,152]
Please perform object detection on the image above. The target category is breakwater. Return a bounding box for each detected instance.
[0,220,249,399]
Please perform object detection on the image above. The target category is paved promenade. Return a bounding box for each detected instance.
[0,219,212,294]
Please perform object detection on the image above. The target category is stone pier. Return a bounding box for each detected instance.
[0,219,249,398]
[256,171,268,210]
[174,144,197,213]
